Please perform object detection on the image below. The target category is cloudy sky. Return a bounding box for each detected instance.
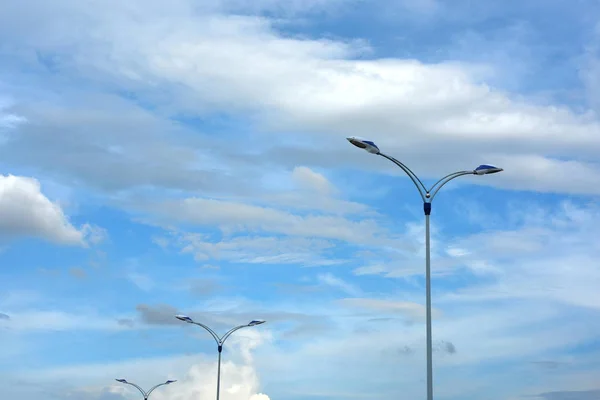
[1,0,600,399]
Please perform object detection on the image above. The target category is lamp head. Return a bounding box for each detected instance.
[346,136,380,154]
[175,314,194,323]
[474,164,503,175]
[115,379,128,384]
[248,320,266,326]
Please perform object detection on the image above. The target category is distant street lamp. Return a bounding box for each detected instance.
[175,314,265,400]
[346,136,502,400]
[115,378,176,400]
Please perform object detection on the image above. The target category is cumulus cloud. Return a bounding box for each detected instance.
[21,332,271,400]
[0,174,100,246]
[150,361,270,400]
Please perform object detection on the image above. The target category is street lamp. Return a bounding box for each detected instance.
[175,314,266,400]
[346,136,502,400]
[115,378,176,400]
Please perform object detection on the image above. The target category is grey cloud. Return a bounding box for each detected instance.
[188,278,220,297]
[136,302,336,338]
[442,340,456,354]
[279,316,336,340]
[2,96,253,195]
[0,313,10,320]
[397,345,414,355]
[136,304,182,326]
[382,340,455,358]
[116,318,135,328]
[429,340,457,354]
[367,317,401,323]
[379,345,414,359]
[537,390,600,400]
[37,268,62,276]
[338,298,440,322]
[69,267,87,279]
[531,360,565,370]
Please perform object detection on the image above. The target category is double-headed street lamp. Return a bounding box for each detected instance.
[175,314,265,400]
[347,136,502,400]
[115,378,176,400]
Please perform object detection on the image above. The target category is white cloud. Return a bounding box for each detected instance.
[2,0,600,196]
[440,201,600,310]
[14,331,271,400]
[1,3,600,400]
[81,224,109,246]
[0,310,126,332]
[0,97,25,137]
[127,272,155,291]
[317,273,361,295]
[250,295,600,399]
[337,297,437,321]
[172,233,343,266]
[291,166,334,195]
[146,197,395,246]
[0,174,99,246]
[351,200,600,297]
[257,166,372,216]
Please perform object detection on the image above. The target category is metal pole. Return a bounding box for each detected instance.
[347,139,501,400]
[424,203,433,400]
[216,345,222,400]
[176,319,263,400]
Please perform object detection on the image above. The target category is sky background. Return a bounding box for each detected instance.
[1,0,600,399]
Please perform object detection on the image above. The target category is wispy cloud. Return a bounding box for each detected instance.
[317,273,361,296]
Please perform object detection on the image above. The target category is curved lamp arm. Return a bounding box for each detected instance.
[428,171,474,201]
[378,153,427,201]
[191,321,222,344]
[118,381,146,398]
[379,154,475,202]
[146,382,173,398]
[221,324,250,344]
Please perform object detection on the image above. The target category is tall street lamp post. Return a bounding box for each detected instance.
[346,136,503,400]
[175,314,266,400]
[115,378,176,400]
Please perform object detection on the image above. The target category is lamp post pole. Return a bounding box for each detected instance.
[346,136,503,400]
[115,378,176,400]
[175,315,266,400]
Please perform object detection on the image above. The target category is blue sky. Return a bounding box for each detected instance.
[1,0,600,399]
